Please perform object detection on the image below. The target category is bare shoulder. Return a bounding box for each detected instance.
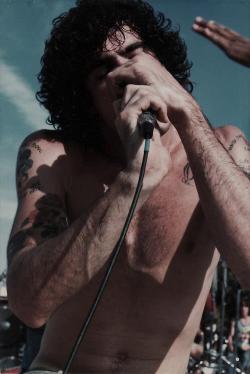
[7,130,75,266]
[214,124,249,150]
[19,129,67,160]
[214,125,250,177]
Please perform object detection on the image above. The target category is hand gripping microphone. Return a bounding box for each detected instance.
[137,111,157,139]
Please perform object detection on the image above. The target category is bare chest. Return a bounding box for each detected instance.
[66,156,211,275]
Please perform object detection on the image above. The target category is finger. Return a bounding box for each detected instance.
[123,95,169,124]
[192,24,229,50]
[121,84,141,111]
[205,20,240,38]
[106,63,138,100]
[193,16,207,27]
[193,17,240,38]
[121,84,159,111]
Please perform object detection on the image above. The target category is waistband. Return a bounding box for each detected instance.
[23,370,63,374]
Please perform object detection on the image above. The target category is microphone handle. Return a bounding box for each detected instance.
[137,111,156,139]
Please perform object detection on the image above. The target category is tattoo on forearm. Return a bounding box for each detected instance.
[228,134,250,152]
[182,162,194,186]
[7,193,68,265]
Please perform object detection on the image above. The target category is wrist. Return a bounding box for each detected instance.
[174,103,212,137]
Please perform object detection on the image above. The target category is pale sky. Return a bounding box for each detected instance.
[0,0,249,272]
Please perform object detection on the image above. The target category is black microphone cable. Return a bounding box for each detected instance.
[62,112,156,374]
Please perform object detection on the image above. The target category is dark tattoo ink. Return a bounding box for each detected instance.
[228,134,250,152]
[238,160,250,179]
[16,148,33,190]
[18,178,42,199]
[7,230,31,266]
[31,142,42,153]
[182,162,194,186]
[7,193,69,265]
[29,180,42,194]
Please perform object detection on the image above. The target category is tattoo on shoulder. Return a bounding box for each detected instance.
[228,134,250,152]
[31,142,42,153]
[182,162,194,186]
[237,159,250,179]
[17,142,43,197]
[7,193,69,265]
[17,147,33,190]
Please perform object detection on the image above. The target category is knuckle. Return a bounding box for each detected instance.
[119,110,130,124]
[133,63,143,76]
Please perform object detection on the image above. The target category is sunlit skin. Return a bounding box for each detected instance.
[193,16,250,67]
[7,27,250,374]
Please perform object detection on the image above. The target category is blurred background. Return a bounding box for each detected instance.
[0,0,250,272]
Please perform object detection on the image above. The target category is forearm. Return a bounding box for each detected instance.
[176,110,250,287]
[8,170,155,327]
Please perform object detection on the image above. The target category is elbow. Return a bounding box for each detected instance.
[8,293,47,329]
[7,277,48,329]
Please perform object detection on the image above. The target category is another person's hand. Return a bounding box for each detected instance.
[192,17,250,67]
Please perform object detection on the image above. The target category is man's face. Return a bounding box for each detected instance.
[241,304,249,317]
[86,27,159,131]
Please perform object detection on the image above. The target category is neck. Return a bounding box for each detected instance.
[99,123,181,166]
[163,125,181,151]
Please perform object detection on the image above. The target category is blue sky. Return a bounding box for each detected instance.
[0,0,249,272]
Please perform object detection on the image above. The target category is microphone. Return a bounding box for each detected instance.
[137,111,156,139]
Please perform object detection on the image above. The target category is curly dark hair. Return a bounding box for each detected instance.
[36,0,193,147]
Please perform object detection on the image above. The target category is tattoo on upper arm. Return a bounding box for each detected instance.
[7,193,68,266]
[17,142,44,198]
[238,160,250,179]
[17,148,33,190]
[228,134,250,152]
[227,134,250,179]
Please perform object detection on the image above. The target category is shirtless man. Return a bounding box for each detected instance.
[7,1,250,373]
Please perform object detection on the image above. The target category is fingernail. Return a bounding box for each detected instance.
[195,16,203,22]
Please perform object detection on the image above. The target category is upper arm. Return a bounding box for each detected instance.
[7,131,69,267]
[215,125,250,178]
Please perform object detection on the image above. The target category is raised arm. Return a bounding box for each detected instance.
[176,115,250,288]
[192,17,250,67]
[7,108,170,328]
